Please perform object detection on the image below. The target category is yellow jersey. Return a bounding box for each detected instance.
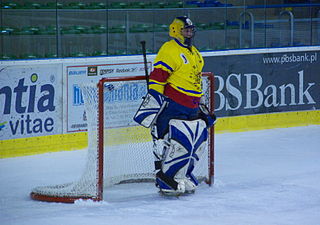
[149,39,204,108]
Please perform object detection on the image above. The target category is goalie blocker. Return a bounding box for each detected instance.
[133,89,167,128]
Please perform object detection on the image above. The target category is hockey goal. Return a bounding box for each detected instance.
[30,72,215,203]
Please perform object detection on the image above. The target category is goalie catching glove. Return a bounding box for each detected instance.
[198,103,216,128]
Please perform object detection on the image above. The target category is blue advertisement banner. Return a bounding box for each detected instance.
[203,50,320,117]
[0,64,62,140]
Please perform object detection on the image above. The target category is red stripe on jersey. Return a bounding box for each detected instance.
[164,85,200,109]
[149,68,170,82]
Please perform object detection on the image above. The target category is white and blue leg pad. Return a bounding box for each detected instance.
[156,119,208,194]
[133,90,167,128]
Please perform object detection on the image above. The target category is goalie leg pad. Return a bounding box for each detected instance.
[156,118,208,194]
[153,135,186,194]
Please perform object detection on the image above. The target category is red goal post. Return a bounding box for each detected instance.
[30,72,215,203]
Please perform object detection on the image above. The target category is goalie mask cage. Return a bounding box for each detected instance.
[30,72,215,203]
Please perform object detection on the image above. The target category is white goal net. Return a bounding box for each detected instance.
[30,73,214,203]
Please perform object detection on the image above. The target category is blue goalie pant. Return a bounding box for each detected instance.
[155,118,208,194]
[152,98,200,139]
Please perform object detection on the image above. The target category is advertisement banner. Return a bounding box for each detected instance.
[0,64,62,140]
[65,61,151,132]
[203,50,320,117]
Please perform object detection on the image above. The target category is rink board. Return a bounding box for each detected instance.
[1,110,319,158]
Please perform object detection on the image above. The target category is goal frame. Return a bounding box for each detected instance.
[30,72,215,203]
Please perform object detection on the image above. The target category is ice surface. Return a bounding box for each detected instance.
[1,125,320,225]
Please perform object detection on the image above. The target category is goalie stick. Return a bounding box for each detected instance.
[133,41,167,128]
[140,40,149,90]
